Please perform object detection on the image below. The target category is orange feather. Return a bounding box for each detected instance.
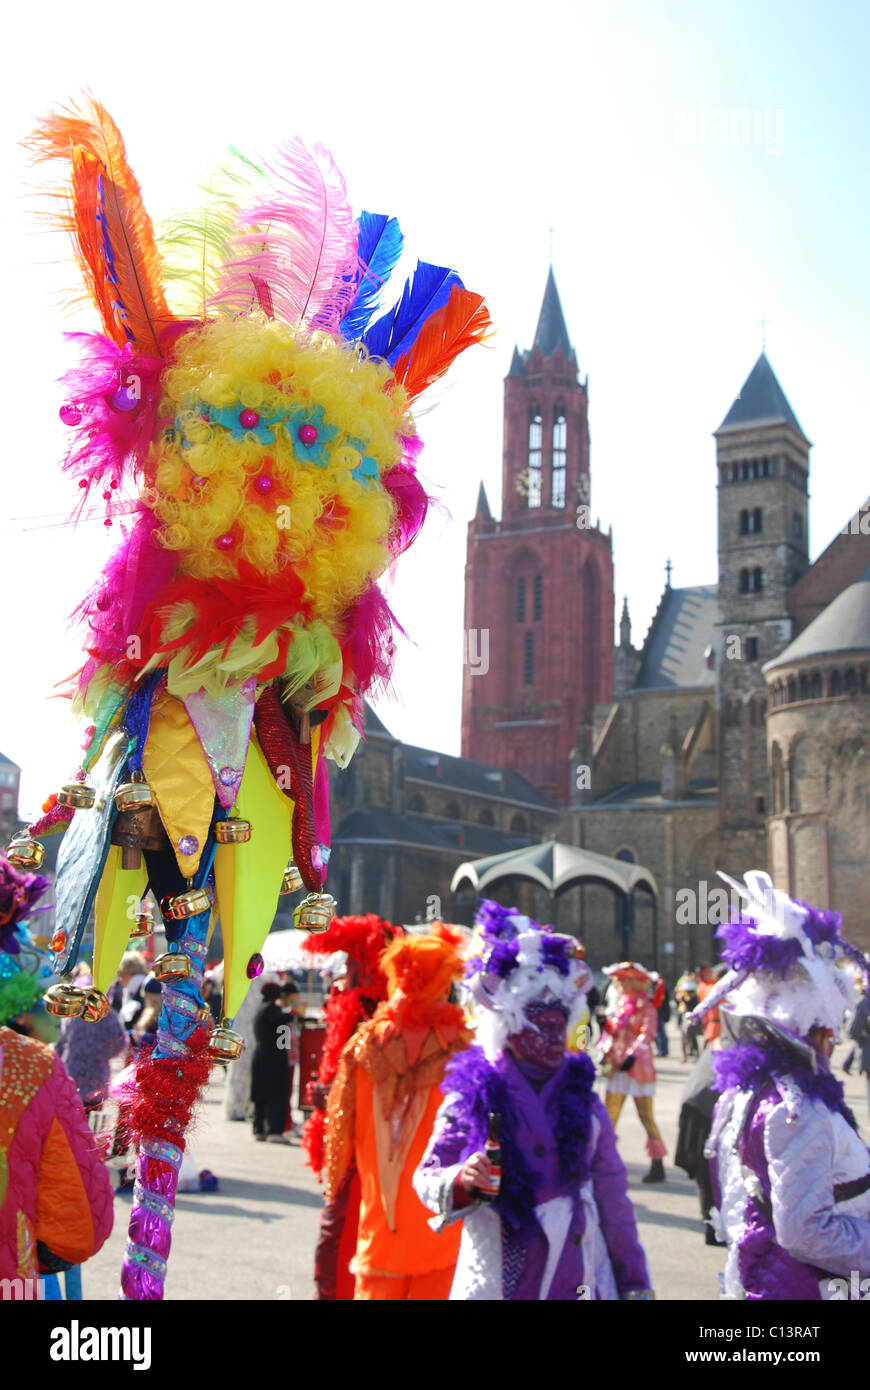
[29,98,174,354]
[392,285,492,403]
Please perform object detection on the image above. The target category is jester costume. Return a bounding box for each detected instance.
[300,913,400,1300]
[690,871,870,1300]
[18,96,489,1298]
[597,961,667,1182]
[415,902,652,1300]
[325,923,470,1299]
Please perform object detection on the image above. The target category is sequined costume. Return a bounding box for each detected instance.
[324,923,470,1299]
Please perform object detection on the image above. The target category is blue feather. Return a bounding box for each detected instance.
[362,260,464,366]
[339,212,404,341]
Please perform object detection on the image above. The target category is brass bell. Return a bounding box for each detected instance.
[129,904,153,939]
[160,887,211,920]
[207,1020,245,1065]
[81,988,111,1023]
[110,798,169,871]
[295,892,337,932]
[6,836,46,871]
[214,818,252,844]
[44,983,88,1018]
[114,775,155,812]
[280,862,304,894]
[58,781,97,810]
[152,952,194,982]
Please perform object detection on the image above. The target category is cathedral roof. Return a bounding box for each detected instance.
[475,481,493,521]
[403,742,556,808]
[716,352,807,439]
[532,268,574,359]
[633,584,718,690]
[765,566,870,670]
[333,809,533,859]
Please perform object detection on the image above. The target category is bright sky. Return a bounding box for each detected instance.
[2,0,868,820]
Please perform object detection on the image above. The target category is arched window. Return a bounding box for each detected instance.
[752,567,764,592]
[731,463,739,482]
[523,631,534,686]
[787,677,797,703]
[533,574,543,622]
[516,576,526,623]
[551,409,567,508]
[798,674,809,701]
[753,507,763,533]
[478,808,494,827]
[762,457,770,476]
[510,813,528,834]
[527,410,542,509]
[830,669,843,697]
[739,569,750,594]
[742,462,750,480]
[444,801,461,821]
[810,672,822,699]
[739,510,750,535]
[845,668,858,696]
[407,794,426,814]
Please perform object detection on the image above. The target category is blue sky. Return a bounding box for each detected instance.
[1,0,867,814]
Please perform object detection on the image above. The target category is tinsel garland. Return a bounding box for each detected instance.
[253,685,322,890]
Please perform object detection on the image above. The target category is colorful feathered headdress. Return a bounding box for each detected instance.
[0,859,54,1026]
[464,901,591,1058]
[688,871,868,1040]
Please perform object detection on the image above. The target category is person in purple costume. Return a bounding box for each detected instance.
[688,870,870,1301]
[414,902,653,1301]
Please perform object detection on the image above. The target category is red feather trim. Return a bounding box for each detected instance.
[392,286,491,403]
[118,1024,212,1150]
[253,686,322,890]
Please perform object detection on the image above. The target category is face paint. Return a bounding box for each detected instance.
[508,1002,569,1072]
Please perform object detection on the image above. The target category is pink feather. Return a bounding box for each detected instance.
[344,584,405,698]
[211,139,359,331]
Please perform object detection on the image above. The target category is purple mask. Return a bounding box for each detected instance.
[508,1001,569,1072]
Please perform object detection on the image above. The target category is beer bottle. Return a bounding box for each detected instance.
[477,1112,502,1202]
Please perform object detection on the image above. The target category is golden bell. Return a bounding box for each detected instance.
[6,836,46,871]
[44,983,88,1018]
[295,892,337,932]
[214,818,252,844]
[207,1021,245,1065]
[81,988,111,1023]
[58,781,97,810]
[161,888,211,920]
[129,906,153,939]
[114,779,155,812]
[152,952,194,982]
[280,863,304,894]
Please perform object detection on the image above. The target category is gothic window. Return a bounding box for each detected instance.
[799,674,809,701]
[527,410,542,509]
[755,795,766,815]
[517,576,526,622]
[753,507,763,533]
[510,813,528,833]
[752,460,761,479]
[533,574,543,622]
[742,462,750,480]
[731,464,740,482]
[739,569,750,594]
[762,458,770,476]
[752,567,764,592]
[746,636,759,662]
[444,801,461,821]
[787,677,797,703]
[523,631,534,686]
[407,794,426,814]
[845,668,858,696]
[739,510,750,535]
[551,409,567,509]
[830,669,842,697]
[478,808,494,827]
[810,672,822,699]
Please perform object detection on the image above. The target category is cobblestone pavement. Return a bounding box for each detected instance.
[82,1026,870,1302]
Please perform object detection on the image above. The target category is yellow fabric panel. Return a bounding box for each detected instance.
[92,845,148,994]
[143,690,216,876]
[215,734,294,1021]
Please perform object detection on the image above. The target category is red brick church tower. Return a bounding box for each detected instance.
[461,269,614,801]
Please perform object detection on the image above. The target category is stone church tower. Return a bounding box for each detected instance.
[715,352,810,868]
[461,270,614,801]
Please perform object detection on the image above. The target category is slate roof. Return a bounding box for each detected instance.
[333,809,533,858]
[532,268,573,359]
[716,353,807,439]
[475,481,493,521]
[633,585,718,690]
[765,566,870,669]
[588,778,718,809]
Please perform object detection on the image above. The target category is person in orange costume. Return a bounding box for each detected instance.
[324,922,471,1300]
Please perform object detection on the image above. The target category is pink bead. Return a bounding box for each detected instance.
[254,474,273,494]
[216,532,236,551]
[239,409,260,429]
[298,424,318,445]
[59,403,82,426]
[78,478,89,489]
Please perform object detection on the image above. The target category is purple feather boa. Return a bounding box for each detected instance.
[712,1039,859,1130]
[441,1045,596,1234]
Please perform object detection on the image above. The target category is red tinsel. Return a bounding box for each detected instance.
[253,685,322,890]
[119,1023,212,1149]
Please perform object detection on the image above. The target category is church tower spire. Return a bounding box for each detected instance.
[461,272,614,802]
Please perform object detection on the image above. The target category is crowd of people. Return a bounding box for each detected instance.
[2,851,869,1303]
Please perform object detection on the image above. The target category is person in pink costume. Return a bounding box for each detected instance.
[597,962,667,1183]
